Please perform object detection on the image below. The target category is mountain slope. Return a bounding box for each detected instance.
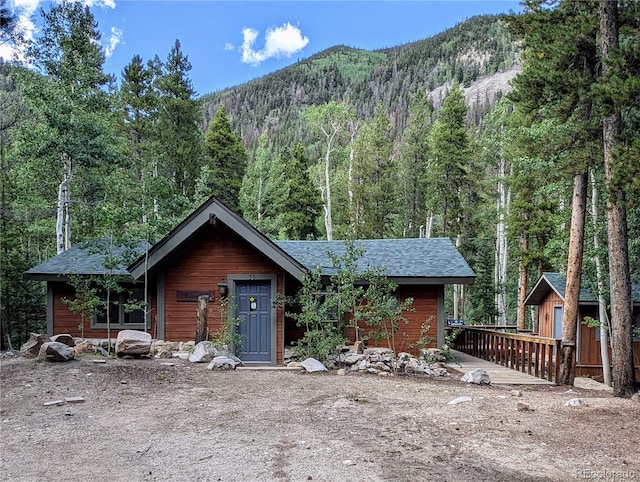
[200,14,520,155]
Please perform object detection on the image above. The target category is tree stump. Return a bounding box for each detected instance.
[195,295,209,344]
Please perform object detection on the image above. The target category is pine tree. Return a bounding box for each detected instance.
[280,145,322,240]
[352,102,397,239]
[425,82,471,238]
[399,90,433,238]
[202,105,247,212]
[155,39,203,202]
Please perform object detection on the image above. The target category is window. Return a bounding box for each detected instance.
[92,286,146,329]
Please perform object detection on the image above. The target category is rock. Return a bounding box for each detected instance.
[20,333,47,358]
[432,368,449,377]
[632,392,640,402]
[287,361,302,368]
[74,340,96,355]
[510,390,523,397]
[448,396,472,405]
[37,342,75,362]
[173,351,190,360]
[342,460,356,466]
[300,358,327,372]
[50,334,75,347]
[115,330,152,357]
[336,368,347,376]
[207,356,238,370]
[573,377,613,392]
[188,341,226,363]
[516,402,531,411]
[151,341,177,359]
[342,353,366,365]
[564,398,584,407]
[461,368,491,385]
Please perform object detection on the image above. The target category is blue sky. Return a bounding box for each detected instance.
[8,1,523,96]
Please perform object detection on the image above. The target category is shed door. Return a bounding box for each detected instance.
[236,281,271,362]
[553,306,564,339]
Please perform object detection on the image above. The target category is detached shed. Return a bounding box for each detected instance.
[28,196,476,366]
[524,272,640,380]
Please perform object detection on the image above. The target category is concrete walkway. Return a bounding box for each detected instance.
[447,349,555,385]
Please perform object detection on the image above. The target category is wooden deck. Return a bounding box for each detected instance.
[447,350,556,385]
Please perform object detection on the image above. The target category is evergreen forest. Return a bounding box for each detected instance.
[1,1,639,394]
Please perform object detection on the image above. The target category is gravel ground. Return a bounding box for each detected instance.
[1,355,639,482]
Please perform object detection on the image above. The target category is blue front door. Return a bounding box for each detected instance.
[236,281,271,362]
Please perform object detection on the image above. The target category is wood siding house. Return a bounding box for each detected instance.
[524,272,640,380]
[27,196,476,366]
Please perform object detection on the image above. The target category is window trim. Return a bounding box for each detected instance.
[91,286,148,330]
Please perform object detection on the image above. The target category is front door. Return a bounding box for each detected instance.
[553,306,563,339]
[236,281,271,362]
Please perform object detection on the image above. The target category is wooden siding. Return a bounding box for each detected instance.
[535,291,640,380]
[345,286,439,355]
[51,283,157,339]
[162,224,286,364]
[537,291,563,338]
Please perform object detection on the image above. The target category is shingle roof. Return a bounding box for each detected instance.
[26,240,150,281]
[27,198,474,285]
[525,271,640,305]
[275,238,475,282]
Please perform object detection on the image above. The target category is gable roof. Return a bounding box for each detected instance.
[127,196,308,281]
[26,240,149,282]
[524,271,640,306]
[275,238,475,284]
[27,196,476,285]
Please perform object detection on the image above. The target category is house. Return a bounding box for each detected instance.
[27,196,476,366]
[524,272,640,380]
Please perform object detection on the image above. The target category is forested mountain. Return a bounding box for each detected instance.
[1,1,638,395]
[202,14,519,155]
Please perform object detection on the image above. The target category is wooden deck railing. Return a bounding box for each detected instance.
[451,326,562,383]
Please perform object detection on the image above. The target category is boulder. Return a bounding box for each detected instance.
[37,342,75,362]
[461,368,491,385]
[189,341,226,363]
[50,334,75,347]
[20,333,47,358]
[74,340,96,355]
[300,358,328,372]
[207,356,239,370]
[115,330,152,357]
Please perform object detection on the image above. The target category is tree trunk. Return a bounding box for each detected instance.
[56,157,73,254]
[495,156,509,326]
[590,169,611,386]
[559,172,588,385]
[195,295,209,345]
[600,0,636,397]
[517,234,529,331]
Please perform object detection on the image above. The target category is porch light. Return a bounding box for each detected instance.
[218,279,228,298]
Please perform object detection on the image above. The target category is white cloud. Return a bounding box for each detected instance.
[0,0,120,63]
[241,22,309,66]
[0,0,39,63]
[104,26,122,58]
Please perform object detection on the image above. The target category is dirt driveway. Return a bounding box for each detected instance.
[1,356,638,482]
